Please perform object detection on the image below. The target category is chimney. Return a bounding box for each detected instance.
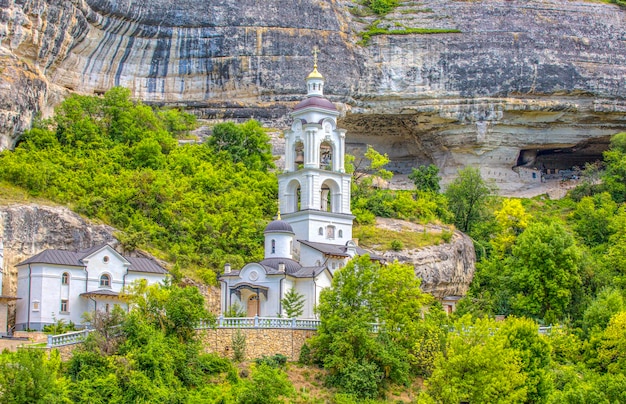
[224,263,231,274]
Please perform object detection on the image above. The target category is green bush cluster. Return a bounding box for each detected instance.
[0,88,277,275]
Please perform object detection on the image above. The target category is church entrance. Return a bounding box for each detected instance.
[247,295,259,317]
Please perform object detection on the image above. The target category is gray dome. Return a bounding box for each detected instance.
[259,258,302,274]
[264,220,294,234]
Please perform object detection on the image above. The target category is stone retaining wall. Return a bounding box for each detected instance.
[47,328,317,362]
[198,328,316,362]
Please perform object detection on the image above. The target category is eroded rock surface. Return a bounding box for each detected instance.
[1,0,625,190]
[0,204,117,297]
[373,218,475,298]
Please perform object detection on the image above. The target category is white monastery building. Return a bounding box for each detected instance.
[220,56,381,318]
[14,244,167,331]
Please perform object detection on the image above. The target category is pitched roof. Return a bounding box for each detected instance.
[126,257,168,274]
[290,266,328,278]
[17,244,167,274]
[18,250,85,267]
[298,240,384,261]
[80,289,120,298]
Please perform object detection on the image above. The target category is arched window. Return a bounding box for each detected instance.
[338,230,343,238]
[271,239,276,254]
[294,141,304,170]
[326,226,335,239]
[318,227,324,236]
[320,141,333,170]
[61,272,69,285]
[99,274,111,288]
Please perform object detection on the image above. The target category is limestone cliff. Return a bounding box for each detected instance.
[372,218,475,298]
[0,204,117,297]
[1,0,625,190]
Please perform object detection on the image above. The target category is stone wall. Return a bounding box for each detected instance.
[198,328,316,362]
[48,328,317,362]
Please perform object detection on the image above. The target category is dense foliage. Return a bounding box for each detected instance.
[0,283,298,403]
[0,88,277,276]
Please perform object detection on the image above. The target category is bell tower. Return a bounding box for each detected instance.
[279,48,354,251]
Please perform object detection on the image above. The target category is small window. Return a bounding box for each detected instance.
[100,274,111,288]
[271,239,276,254]
[105,303,110,313]
[60,299,69,313]
[61,272,69,285]
[318,227,323,236]
[103,256,110,263]
[32,301,40,312]
[338,230,343,238]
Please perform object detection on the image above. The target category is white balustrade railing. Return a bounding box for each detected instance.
[212,316,321,330]
[46,319,554,349]
[47,329,94,348]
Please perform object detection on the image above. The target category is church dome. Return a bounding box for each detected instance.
[259,258,302,274]
[264,220,294,234]
[293,96,337,112]
[306,66,324,80]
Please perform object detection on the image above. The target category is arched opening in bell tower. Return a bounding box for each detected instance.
[320,141,333,171]
[286,179,302,213]
[293,141,304,170]
[320,179,341,213]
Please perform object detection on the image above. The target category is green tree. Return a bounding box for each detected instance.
[491,198,530,258]
[601,132,626,202]
[506,222,582,323]
[570,192,617,247]
[424,316,528,404]
[0,349,68,404]
[582,288,625,336]
[597,311,626,375]
[409,164,441,193]
[281,288,305,318]
[445,166,494,234]
[499,317,554,402]
[121,280,211,343]
[310,255,431,398]
[346,144,393,184]
[207,120,274,172]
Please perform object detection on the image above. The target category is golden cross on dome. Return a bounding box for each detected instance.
[312,46,319,68]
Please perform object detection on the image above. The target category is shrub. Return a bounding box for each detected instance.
[255,354,288,368]
[390,239,404,251]
[232,330,247,362]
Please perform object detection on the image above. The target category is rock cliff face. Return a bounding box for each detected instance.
[1,0,625,190]
[0,204,117,297]
[374,218,475,298]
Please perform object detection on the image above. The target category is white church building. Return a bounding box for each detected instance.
[220,57,381,319]
[14,244,167,331]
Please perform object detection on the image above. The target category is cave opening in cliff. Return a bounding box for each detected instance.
[515,137,611,175]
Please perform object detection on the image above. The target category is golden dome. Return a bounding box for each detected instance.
[307,65,324,80]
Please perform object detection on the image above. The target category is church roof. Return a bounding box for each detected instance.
[293,96,336,112]
[80,289,120,298]
[290,266,328,278]
[264,220,294,234]
[259,258,302,274]
[17,244,168,274]
[298,240,384,261]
